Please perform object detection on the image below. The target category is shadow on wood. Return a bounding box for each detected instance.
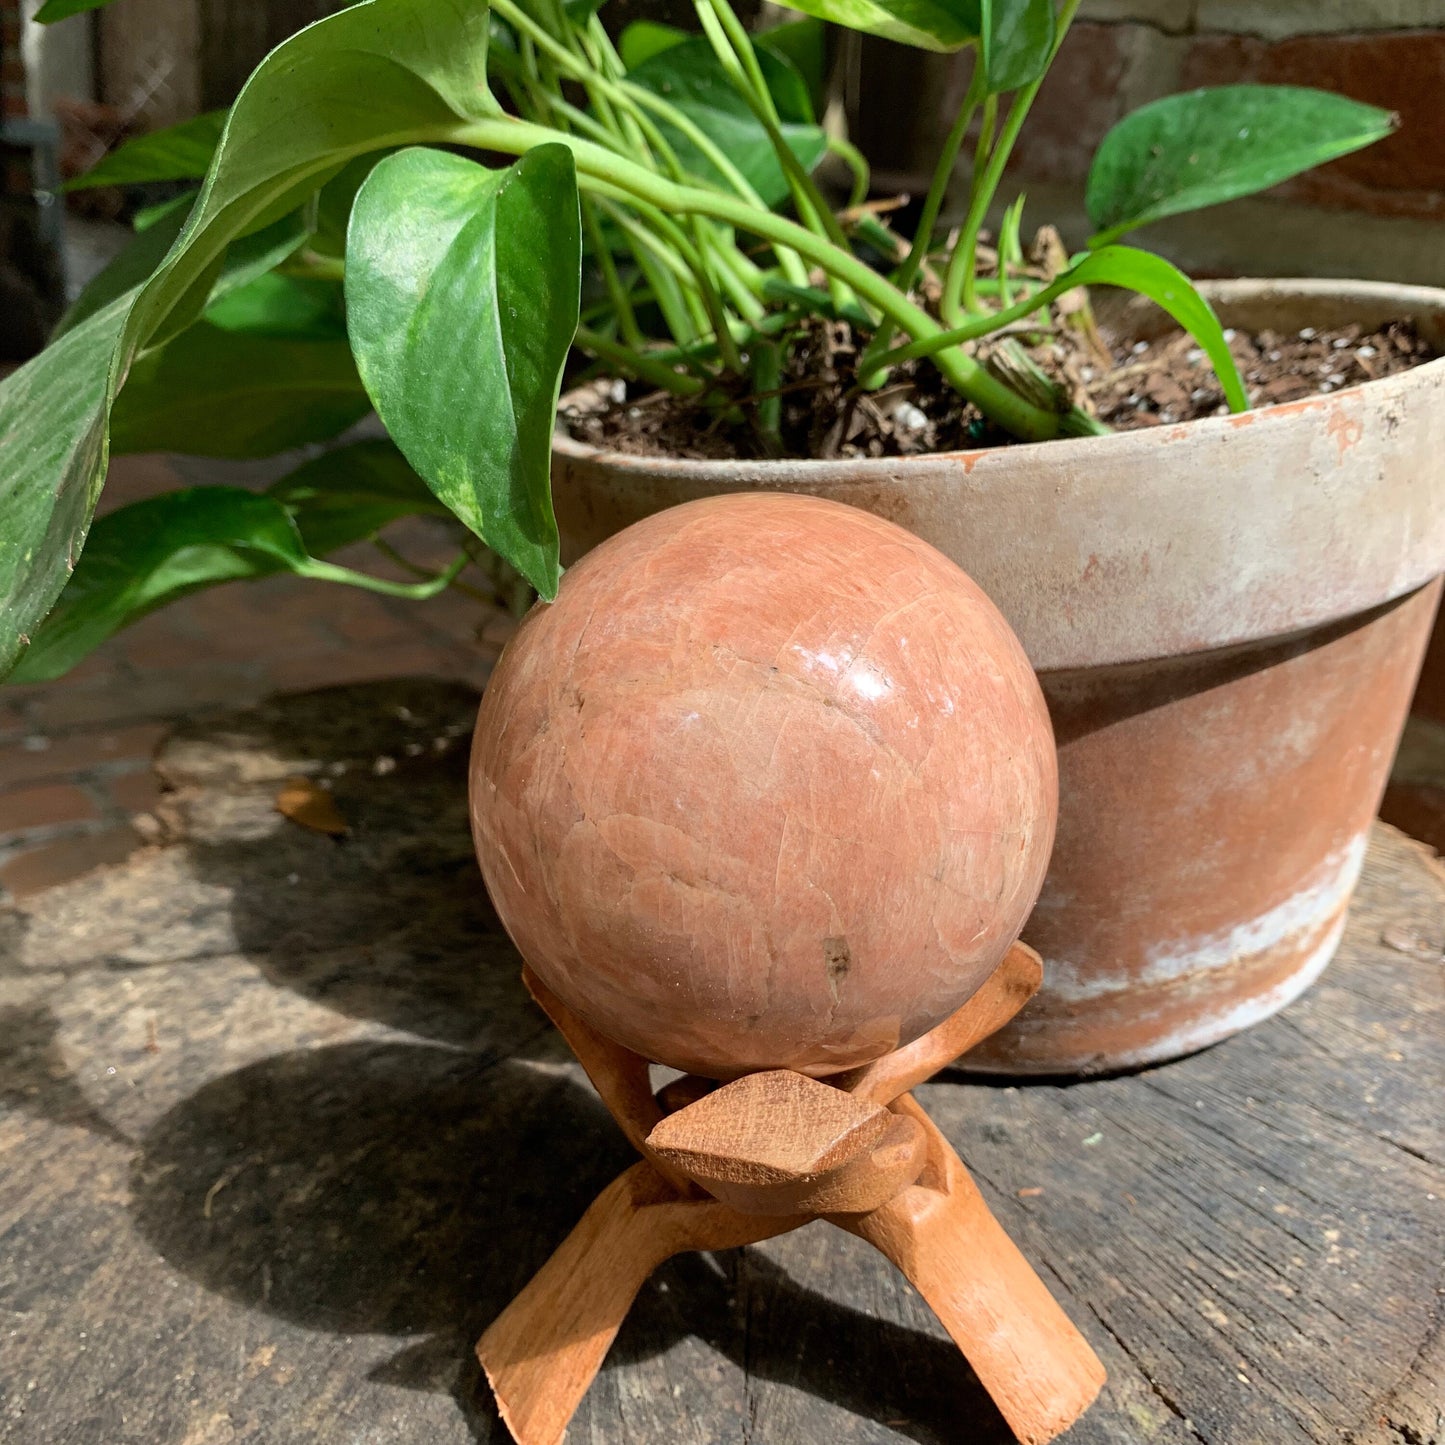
[153,681,531,1053]
[126,1039,1020,1444]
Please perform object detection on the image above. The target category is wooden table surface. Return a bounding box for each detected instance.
[1,679,1440,1445]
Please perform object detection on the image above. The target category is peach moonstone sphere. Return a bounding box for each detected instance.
[470,492,1056,1079]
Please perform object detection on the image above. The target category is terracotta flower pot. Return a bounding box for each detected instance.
[550,279,1445,1074]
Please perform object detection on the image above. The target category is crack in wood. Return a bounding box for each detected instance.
[1086,1302,1210,1445]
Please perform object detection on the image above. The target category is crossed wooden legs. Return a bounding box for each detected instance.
[479,946,1105,1445]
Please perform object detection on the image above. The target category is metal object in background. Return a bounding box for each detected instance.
[1,4,64,360]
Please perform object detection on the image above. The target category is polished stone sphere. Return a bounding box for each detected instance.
[470,492,1056,1079]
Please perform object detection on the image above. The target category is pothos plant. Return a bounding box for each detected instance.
[1,0,1393,684]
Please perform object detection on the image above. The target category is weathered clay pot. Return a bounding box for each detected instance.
[551,279,1445,1073]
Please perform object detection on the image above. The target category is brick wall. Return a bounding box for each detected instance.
[1,0,25,121]
[850,0,1445,287]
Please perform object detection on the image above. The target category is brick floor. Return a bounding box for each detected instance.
[0,450,515,901]
[0,781,98,834]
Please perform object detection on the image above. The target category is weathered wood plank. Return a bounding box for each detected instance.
[1,680,1440,1445]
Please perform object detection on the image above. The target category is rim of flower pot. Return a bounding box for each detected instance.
[553,278,1445,673]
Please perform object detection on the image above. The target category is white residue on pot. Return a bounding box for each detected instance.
[1044,830,1367,1001]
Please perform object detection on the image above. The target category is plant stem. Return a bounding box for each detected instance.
[688,228,745,372]
[300,553,467,600]
[574,325,709,395]
[858,64,983,384]
[508,0,802,296]
[882,265,1089,366]
[578,105,748,377]
[627,234,703,347]
[751,339,783,453]
[954,91,997,316]
[827,135,871,210]
[997,193,1026,308]
[693,0,858,312]
[279,250,345,282]
[707,233,767,321]
[494,0,809,319]
[495,0,755,213]
[633,303,813,370]
[581,195,644,348]
[597,198,707,294]
[584,14,627,78]
[519,33,542,86]
[615,79,810,287]
[451,116,1073,441]
[941,0,1085,324]
[544,92,628,150]
[702,0,771,108]
[372,539,496,604]
[497,0,669,175]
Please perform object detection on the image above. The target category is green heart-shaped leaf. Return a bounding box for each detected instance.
[346,144,581,600]
[8,489,312,683]
[34,0,117,22]
[55,202,309,341]
[0,299,128,668]
[204,273,348,341]
[64,110,228,192]
[897,244,1248,415]
[267,439,449,556]
[1087,85,1397,244]
[618,19,688,70]
[0,0,496,677]
[1056,247,1248,412]
[53,198,195,340]
[11,441,449,683]
[972,0,1054,93]
[757,17,829,117]
[108,324,370,459]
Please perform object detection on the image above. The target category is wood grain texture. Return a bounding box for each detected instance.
[1,680,1441,1445]
[650,1071,891,1183]
[493,949,1084,1444]
[521,966,669,1175]
[478,1162,797,1445]
[647,1072,929,1217]
[832,1095,1105,1445]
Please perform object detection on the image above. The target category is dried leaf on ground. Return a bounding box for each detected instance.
[274,774,349,836]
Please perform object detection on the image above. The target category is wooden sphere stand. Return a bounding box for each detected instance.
[479,943,1106,1445]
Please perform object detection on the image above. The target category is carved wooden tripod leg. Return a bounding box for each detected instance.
[836,941,1044,1106]
[833,1096,1105,1445]
[479,1160,801,1445]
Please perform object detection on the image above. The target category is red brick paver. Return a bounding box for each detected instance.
[0,781,98,834]
[0,825,149,899]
